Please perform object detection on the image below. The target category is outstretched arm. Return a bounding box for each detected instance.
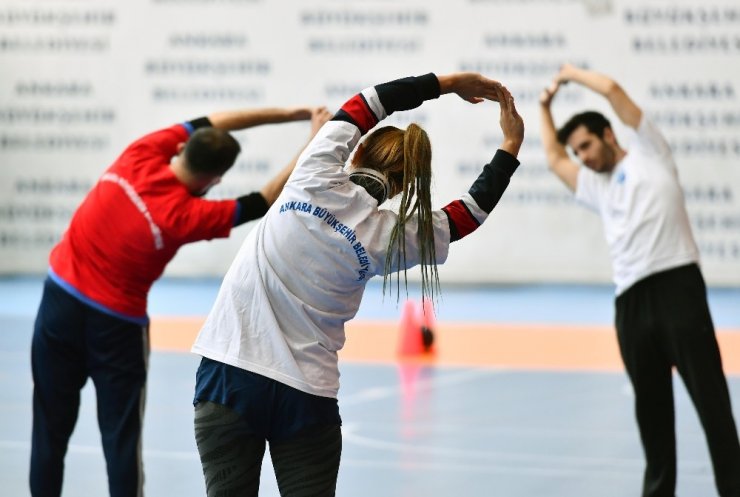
[555,63,642,129]
[205,106,318,132]
[232,107,332,226]
[539,81,579,192]
[332,72,503,136]
[258,107,333,205]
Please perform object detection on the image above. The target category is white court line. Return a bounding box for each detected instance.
[341,423,645,468]
[0,438,712,483]
[340,367,503,407]
[346,421,642,441]
[0,440,198,461]
[340,426,714,481]
[339,366,714,479]
[338,455,714,482]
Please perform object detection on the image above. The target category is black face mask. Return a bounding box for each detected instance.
[349,168,390,205]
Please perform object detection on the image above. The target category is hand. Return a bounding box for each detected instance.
[496,85,524,156]
[310,106,332,135]
[539,80,560,108]
[555,62,578,84]
[438,72,503,104]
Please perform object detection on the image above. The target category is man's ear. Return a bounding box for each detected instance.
[603,127,617,146]
[176,142,186,154]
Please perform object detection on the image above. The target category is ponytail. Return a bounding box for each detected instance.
[375,124,440,306]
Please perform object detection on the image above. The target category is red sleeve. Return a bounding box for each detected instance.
[170,197,239,243]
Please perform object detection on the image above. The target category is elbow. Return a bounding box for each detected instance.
[604,80,623,99]
[546,160,562,176]
[544,150,566,171]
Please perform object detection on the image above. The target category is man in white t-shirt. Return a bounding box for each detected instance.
[539,63,740,497]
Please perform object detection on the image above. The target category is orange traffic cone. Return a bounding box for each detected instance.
[398,299,435,356]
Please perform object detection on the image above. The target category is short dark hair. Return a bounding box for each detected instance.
[184,128,241,176]
[556,111,612,145]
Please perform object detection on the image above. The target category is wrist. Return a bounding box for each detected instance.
[288,107,312,121]
[500,139,521,157]
[437,74,455,95]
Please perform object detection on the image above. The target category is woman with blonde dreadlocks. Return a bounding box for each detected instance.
[190,72,524,497]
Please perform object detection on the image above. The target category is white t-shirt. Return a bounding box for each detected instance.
[191,97,453,398]
[575,116,699,295]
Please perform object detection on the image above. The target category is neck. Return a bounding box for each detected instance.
[614,146,627,164]
[169,158,205,194]
[170,157,190,183]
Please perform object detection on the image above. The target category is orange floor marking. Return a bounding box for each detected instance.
[150,317,740,374]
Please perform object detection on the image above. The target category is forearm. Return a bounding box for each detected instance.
[539,105,569,167]
[443,149,520,242]
[559,65,642,127]
[259,147,302,206]
[206,107,312,132]
[539,105,578,191]
[561,66,616,97]
[232,146,305,225]
[332,73,440,134]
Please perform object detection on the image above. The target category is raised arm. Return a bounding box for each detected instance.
[442,85,524,242]
[539,81,579,192]
[232,107,332,226]
[258,107,332,205]
[555,63,642,129]
[205,107,317,132]
[332,72,502,137]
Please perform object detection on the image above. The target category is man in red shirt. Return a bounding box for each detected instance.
[30,105,331,497]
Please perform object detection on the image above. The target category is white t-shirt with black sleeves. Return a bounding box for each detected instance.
[575,116,699,295]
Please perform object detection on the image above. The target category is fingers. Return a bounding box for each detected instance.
[310,106,332,134]
[539,79,561,106]
[496,85,515,114]
[483,78,503,102]
[312,107,332,124]
[457,73,502,102]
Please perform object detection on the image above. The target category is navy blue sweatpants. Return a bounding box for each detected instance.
[30,278,149,497]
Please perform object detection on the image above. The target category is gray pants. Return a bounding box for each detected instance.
[194,401,342,497]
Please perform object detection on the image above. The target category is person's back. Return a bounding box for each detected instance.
[30,106,326,497]
[195,121,453,397]
[49,125,237,320]
[191,71,524,497]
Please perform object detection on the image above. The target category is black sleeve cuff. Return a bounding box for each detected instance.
[467,149,521,214]
[188,117,213,130]
[375,73,442,115]
[234,192,269,226]
[417,72,442,101]
[490,149,520,177]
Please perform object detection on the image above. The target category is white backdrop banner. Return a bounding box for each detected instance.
[1,0,739,285]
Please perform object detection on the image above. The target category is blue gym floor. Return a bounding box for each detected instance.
[1,276,739,496]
